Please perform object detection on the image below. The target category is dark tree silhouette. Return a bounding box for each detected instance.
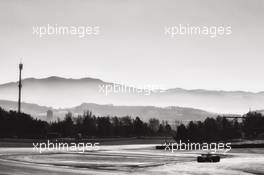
[1,107,263,140]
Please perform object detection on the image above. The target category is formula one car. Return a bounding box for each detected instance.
[197,153,220,162]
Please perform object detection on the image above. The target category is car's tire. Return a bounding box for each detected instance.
[197,157,203,162]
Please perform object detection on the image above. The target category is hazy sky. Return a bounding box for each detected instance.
[0,0,263,92]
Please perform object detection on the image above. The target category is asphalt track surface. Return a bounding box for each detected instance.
[0,145,264,175]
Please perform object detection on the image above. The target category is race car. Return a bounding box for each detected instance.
[197,153,220,162]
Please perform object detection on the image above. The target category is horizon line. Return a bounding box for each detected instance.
[0,75,263,94]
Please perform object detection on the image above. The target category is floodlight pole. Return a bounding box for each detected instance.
[18,62,23,113]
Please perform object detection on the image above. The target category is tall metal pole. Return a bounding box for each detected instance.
[18,62,23,113]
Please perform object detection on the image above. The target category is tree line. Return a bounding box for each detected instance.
[50,111,173,138]
[0,108,172,138]
[0,107,264,140]
[175,112,264,142]
[0,108,47,138]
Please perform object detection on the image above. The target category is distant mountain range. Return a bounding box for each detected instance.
[0,100,217,123]
[0,76,263,114]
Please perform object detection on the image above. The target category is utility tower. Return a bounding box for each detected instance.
[18,62,23,113]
